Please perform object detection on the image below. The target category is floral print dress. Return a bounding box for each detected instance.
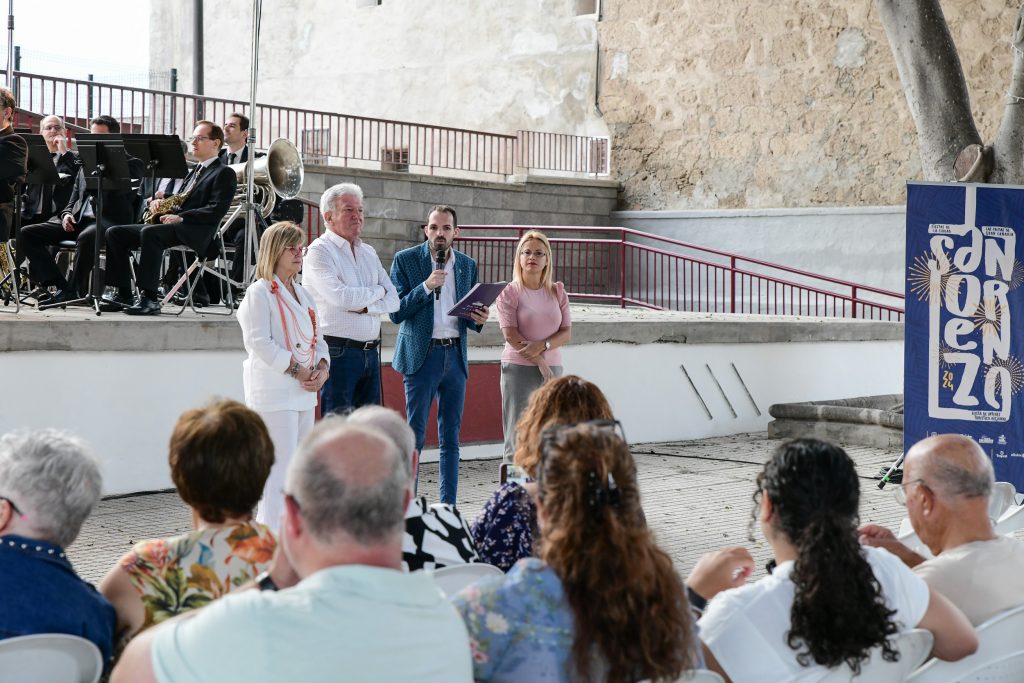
[470,482,537,572]
[119,522,276,630]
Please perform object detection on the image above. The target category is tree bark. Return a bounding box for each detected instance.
[875,0,982,181]
[991,5,1024,184]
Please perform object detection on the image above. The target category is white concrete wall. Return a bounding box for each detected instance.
[149,0,608,139]
[0,337,899,496]
[613,205,907,294]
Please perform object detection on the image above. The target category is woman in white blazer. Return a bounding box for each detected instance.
[237,221,329,529]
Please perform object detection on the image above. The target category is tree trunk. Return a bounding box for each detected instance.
[991,6,1024,184]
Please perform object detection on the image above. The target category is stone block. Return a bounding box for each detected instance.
[471,188,506,209]
[557,195,588,214]
[383,180,413,200]
[523,192,560,213]
[410,181,447,202]
[500,191,533,212]
[362,217,384,235]
[441,185,475,207]
[301,172,328,196]
[353,177,384,199]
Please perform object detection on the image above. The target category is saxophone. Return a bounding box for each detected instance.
[143,187,193,224]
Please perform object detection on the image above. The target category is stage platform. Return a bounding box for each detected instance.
[0,303,903,494]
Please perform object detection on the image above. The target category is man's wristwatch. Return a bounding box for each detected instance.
[255,571,279,592]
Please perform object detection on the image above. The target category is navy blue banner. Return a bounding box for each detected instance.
[905,182,1024,489]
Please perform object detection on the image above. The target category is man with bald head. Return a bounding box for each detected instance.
[860,434,1024,625]
[113,419,473,683]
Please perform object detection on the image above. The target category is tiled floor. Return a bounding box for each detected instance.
[69,432,917,585]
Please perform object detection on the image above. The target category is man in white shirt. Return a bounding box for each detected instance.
[860,433,1024,625]
[303,183,399,414]
[111,418,474,683]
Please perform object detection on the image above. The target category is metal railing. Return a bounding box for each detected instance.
[9,71,607,178]
[454,226,905,321]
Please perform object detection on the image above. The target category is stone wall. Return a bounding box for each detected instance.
[598,0,1015,210]
[300,165,619,261]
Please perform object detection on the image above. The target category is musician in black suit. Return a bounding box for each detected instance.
[219,112,265,295]
[0,87,28,244]
[19,116,143,303]
[20,116,77,225]
[105,120,237,315]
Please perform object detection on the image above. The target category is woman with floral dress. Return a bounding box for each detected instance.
[99,399,277,650]
[453,422,702,683]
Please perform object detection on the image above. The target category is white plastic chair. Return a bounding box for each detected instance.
[0,633,103,683]
[994,504,1024,535]
[790,629,934,683]
[989,482,1017,521]
[428,562,503,597]
[907,604,1024,682]
[640,670,724,683]
[897,519,934,560]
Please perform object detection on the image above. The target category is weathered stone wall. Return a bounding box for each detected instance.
[599,0,1016,209]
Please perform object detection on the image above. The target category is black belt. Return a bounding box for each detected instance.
[324,335,379,350]
[430,337,459,347]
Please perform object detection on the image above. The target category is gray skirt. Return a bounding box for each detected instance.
[500,362,564,462]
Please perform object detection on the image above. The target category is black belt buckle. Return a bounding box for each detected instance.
[358,339,378,350]
[432,337,457,347]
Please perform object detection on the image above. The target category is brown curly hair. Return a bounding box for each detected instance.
[537,423,697,683]
[512,375,613,477]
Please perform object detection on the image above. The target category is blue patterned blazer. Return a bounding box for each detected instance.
[389,241,482,375]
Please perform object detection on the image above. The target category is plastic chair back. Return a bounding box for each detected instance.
[896,519,933,560]
[0,633,103,683]
[428,562,504,597]
[908,604,1024,682]
[639,670,725,683]
[989,482,1017,522]
[790,629,934,682]
[994,504,1024,535]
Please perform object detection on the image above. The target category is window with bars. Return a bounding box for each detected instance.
[302,128,331,165]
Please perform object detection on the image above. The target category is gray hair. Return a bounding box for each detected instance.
[918,437,995,499]
[40,115,65,130]
[345,405,415,477]
[285,419,406,545]
[0,429,102,547]
[320,182,364,217]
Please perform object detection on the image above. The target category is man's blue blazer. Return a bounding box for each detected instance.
[389,241,482,376]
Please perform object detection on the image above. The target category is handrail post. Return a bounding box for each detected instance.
[851,286,858,319]
[619,228,626,308]
[730,256,736,313]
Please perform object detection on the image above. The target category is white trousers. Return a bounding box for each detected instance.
[255,408,315,531]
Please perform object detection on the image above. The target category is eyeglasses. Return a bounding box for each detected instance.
[285,246,308,256]
[538,419,629,470]
[0,495,26,520]
[520,250,548,259]
[42,124,63,132]
[893,478,927,506]
[187,135,214,143]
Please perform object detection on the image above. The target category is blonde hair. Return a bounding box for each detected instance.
[255,221,305,282]
[511,230,556,295]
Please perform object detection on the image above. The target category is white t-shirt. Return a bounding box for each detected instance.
[152,564,473,683]
[915,535,1024,626]
[699,546,930,683]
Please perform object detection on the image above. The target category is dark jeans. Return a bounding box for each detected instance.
[320,342,381,416]
[403,345,468,505]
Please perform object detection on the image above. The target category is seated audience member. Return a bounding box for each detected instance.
[99,399,276,648]
[347,404,479,571]
[693,438,978,683]
[472,375,614,571]
[111,419,473,683]
[453,422,700,683]
[0,429,115,666]
[859,433,1024,625]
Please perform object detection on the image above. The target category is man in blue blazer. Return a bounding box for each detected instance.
[390,205,489,504]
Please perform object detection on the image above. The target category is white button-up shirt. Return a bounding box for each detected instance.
[303,229,399,341]
[422,253,459,339]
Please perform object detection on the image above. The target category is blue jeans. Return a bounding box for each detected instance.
[403,345,467,505]
[321,343,381,415]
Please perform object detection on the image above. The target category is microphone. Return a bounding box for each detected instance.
[434,247,446,300]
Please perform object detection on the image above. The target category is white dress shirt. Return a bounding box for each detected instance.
[302,229,400,341]
[422,253,459,339]
[237,276,330,412]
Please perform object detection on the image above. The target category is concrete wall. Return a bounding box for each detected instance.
[614,205,907,294]
[302,165,619,259]
[149,0,607,139]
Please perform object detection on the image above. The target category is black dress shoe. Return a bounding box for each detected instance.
[124,295,161,316]
[98,291,137,313]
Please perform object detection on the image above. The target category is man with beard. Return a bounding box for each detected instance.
[389,205,489,505]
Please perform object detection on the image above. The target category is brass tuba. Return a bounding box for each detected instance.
[227,138,304,217]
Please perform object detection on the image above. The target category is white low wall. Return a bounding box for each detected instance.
[0,336,902,495]
[613,206,907,294]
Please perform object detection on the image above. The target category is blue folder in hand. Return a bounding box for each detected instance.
[447,282,508,320]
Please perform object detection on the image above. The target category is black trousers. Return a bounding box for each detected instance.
[19,217,100,293]
[106,222,215,296]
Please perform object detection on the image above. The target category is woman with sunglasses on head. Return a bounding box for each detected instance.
[454,422,700,683]
[495,230,571,462]
[237,221,329,529]
[471,375,614,571]
[693,438,977,682]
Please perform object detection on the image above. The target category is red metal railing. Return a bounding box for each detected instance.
[9,71,606,178]
[455,226,905,321]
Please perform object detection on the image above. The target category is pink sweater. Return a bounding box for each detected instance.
[495,281,571,366]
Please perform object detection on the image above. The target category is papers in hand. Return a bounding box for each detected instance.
[448,282,508,320]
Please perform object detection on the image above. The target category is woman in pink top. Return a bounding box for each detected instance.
[495,230,572,461]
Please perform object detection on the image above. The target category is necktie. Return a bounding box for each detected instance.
[228,152,236,165]
[182,165,203,193]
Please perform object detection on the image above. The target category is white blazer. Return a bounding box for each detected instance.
[237,276,330,412]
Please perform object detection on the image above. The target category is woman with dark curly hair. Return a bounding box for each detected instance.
[694,438,977,682]
[453,422,700,682]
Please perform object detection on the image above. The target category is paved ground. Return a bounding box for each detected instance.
[69,432,919,585]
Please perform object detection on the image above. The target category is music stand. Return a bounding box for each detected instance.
[40,134,132,316]
[121,134,187,201]
[1,134,57,309]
